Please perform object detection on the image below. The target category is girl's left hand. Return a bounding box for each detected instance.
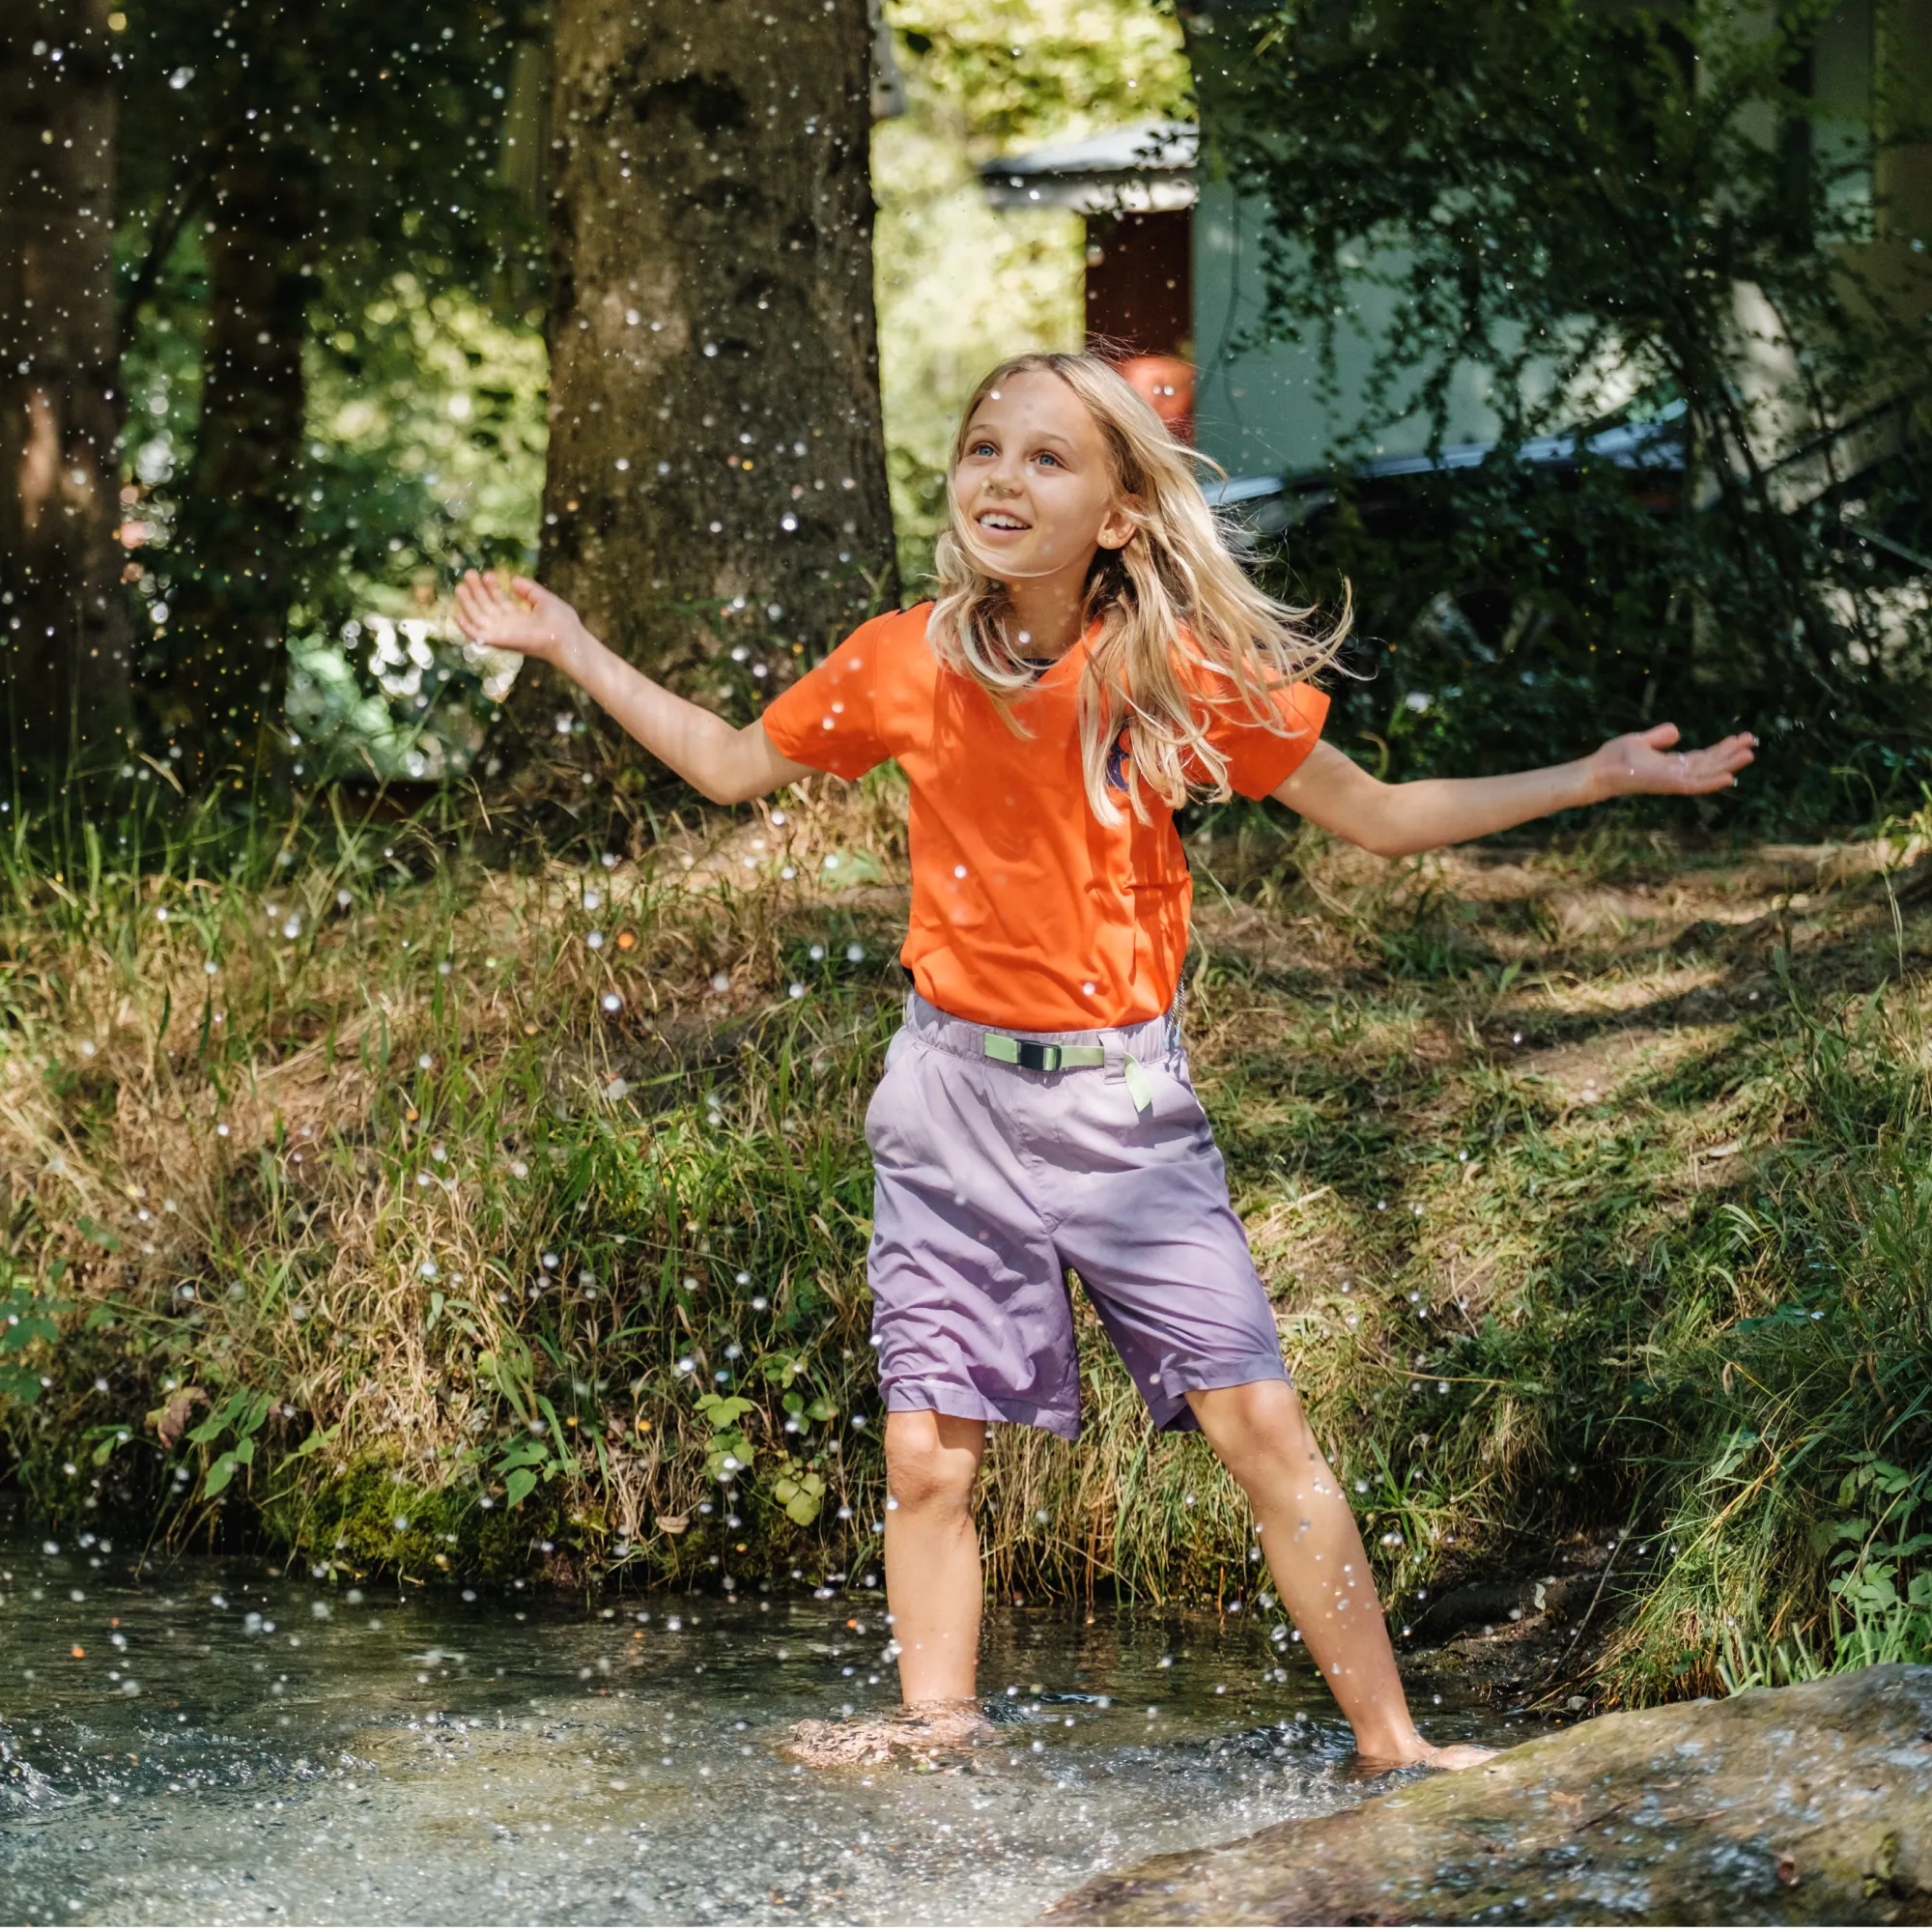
[1589,723,1756,797]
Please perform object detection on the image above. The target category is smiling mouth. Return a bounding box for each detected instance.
[976,510,1031,532]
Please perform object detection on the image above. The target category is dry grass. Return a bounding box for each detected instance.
[1,781,1927,1699]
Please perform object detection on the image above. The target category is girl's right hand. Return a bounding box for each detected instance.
[452,570,588,674]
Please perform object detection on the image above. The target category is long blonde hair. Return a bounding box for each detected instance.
[928,351,1349,825]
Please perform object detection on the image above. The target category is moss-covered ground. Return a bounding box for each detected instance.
[2,778,1927,1706]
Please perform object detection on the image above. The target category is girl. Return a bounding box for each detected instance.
[454,352,1753,1772]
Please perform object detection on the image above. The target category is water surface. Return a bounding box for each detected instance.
[0,1537,1517,1923]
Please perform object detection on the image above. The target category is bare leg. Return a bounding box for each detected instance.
[783,1408,992,1767]
[881,1407,989,1704]
[1187,1380,1492,1771]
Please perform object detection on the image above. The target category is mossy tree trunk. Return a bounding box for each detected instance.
[0,0,131,781]
[506,0,896,764]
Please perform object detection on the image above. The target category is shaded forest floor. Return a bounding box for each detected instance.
[2,778,1928,1710]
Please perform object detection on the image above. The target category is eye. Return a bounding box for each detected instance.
[967,439,996,458]
[1032,450,1063,469]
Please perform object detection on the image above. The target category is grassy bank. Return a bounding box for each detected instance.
[1,779,1927,1705]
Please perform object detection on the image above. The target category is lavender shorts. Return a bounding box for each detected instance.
[863,992,1292,1441]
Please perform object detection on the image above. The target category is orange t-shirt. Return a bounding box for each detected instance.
[760,602,1328,1031]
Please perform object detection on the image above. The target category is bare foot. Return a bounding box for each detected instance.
[783,1699,996,1768]
[1352,1731,1499,1770]
[1415,1741,1497,1772]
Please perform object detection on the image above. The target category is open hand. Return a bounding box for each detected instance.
[451,569,586,670]
[1590,723,1755,798]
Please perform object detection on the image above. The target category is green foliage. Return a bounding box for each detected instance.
[111,0,546,766]
[889,0,1191,152]
[492,1429,574,1511]
[115,0,537,305]
[1206,0,1932,817]
[302,273,549,617]
[288,275,548,779]
[0,1266,67,1409]
[696,1393,759,1485]
[186,1387,270,1499]
[771,1457,829,1527]
[1827,1455,1932,1668]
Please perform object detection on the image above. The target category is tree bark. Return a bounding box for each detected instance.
[508,0,896,760]
[164,136,309,781]
[0,0,131,780]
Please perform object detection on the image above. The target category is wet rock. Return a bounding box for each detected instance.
[1041,1664,1932,1926]
[1404,1572,1596,1644]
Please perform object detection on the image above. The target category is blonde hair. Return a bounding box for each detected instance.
[928,351,1349,825]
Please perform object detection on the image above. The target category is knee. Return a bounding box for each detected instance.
[1192,1379,1317,1471]
[885,1416,981,1519]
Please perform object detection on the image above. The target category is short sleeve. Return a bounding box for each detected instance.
[1196,677,1330,798]
[759,611,898,781]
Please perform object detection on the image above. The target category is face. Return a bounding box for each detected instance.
[952,370,1137,583]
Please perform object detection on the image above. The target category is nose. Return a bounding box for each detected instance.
[980,446,1028,496]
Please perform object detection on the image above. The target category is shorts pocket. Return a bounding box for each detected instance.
[1135,1052,1210,1138]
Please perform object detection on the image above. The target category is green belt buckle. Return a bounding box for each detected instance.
[982,1031,1153,1114]
[984,1032,1049,1070]
[982,1033,1105,1073]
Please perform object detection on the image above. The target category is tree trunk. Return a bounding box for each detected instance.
[164,138,309,782]
[507,0,896,761]
[0,0,131,781]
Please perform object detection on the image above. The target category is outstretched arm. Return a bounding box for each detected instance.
[1274,724,1756,857]
[451,572,813,805]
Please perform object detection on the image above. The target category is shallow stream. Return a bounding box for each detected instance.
[0,1536,1518,1923]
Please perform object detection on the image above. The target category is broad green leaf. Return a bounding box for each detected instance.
[0,1316,56,1352]
[187,1390,249,1445]
[0,1365,43,1405]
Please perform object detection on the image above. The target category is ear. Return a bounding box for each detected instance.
[1095,496,1142,552]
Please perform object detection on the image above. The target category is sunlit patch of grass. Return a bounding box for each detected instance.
[0,780,1926,1702]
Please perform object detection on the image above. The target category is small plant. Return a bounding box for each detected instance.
[185,1388,270,1499]
[771,1456,828,1527]
[1823,1454,1932,1670]
[0,1267,66,1409]
[695,1392,758,1484]
[493,1434,576,1511]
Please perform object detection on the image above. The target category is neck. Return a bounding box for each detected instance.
[1000,566,1091,661]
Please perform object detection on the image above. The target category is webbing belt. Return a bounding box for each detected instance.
[981,1031,1155,1113]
